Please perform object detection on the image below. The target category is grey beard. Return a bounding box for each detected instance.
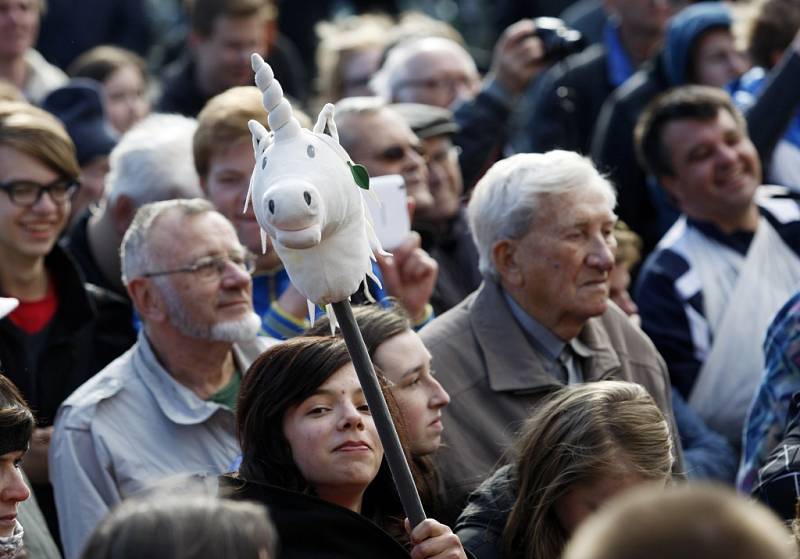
[209,312,262,342]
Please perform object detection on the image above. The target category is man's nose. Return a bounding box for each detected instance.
[220,259,252,287]
[587,236,615,270]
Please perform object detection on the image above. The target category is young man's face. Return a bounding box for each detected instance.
[192,14,268,97]
[659,108,760,226]
[0,145,69,264]
[691,28,748,88]
[0,0,39,60]
[202,138,281,272]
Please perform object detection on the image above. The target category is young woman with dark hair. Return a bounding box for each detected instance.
[223,335,465,559]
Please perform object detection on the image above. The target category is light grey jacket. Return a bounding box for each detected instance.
[50,332,271,559]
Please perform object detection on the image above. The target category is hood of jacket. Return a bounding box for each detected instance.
[663,2,732,86]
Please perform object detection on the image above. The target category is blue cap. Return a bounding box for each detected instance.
[42,78,118,167]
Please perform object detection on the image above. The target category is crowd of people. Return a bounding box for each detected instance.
[2,0,800,557]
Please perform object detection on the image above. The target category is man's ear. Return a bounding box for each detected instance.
[658,174,683,208]
[127,277,167,324]
[111,195,136,237]
[492,239,523,287]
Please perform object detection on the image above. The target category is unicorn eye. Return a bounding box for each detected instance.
[261,156,267,170]
[307,144,316,158]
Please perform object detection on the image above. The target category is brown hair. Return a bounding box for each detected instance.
[236,336,414,538]
[634,85,745,178]
[304,303,411,355]
[563,484,794,559]
[314,13,393,104]
[68,45,148,85]
[503,381,674,559]
[185,0,271,37]
[0,101,80,180]
[0,375,35,457]
[193,85,312,179]
[746,0,800,69]
[82,494,279,559]
[613,220,642,270]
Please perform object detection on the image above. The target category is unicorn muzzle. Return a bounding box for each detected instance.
[261,181,323,249]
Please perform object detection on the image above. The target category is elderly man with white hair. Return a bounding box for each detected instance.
[420,150,682,519]
[62,113,204,299]
[51,199,273,559]
[370,23,548,188]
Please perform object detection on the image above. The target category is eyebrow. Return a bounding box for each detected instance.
[309,386,365,398]
[398,357,433,380]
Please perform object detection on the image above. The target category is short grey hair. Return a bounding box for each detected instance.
[468,151,617,280]
[369,36,478,101]
[106,113,203,205]
[120,198,215,285]
[333,96,387,154]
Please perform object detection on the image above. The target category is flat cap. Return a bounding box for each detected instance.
[390,102,460,139]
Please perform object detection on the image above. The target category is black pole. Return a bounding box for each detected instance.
[331,300,427,527]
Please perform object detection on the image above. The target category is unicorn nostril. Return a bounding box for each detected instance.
[268,200,275,214]
[303,191,312,206]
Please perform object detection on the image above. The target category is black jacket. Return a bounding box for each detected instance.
[220,476,412,559]
[0,246,135,425]
[527,43,611,155]
[455,465,516,559]
[419,210,482,316]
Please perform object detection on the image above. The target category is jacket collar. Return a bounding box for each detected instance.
[133,332,241,425]
[471,280,621,393]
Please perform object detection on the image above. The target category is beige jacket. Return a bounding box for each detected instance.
[420,279,684,521]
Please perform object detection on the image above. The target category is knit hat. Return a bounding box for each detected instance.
[42,78,118,166]
[390,103,460,139]
[663,2,732,86]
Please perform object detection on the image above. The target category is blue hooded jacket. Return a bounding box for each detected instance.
[663,2,733,86]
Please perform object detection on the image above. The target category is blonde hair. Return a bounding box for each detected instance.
[314,13,393,104]
[563,484,795,559]
[504,381,674,559]
[613,220,643,270]
[193,85,312,179]
[0,101,80,180]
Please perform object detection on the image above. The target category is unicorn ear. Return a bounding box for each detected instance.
[248,120,271,155]
[313,103,339,142]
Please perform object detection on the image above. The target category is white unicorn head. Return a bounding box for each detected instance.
[246,53,384,313]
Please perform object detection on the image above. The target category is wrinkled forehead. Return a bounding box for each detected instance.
[150,209,238,255]
[532,186,617,230]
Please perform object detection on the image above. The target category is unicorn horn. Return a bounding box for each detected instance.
[251,53,301,142]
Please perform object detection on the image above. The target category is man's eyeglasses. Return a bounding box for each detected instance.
[424,145,462,166]
[375,143,425,163]
[0,178,80,207]
[141,251,256,281]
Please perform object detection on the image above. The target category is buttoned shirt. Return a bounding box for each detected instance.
[504,290,591,384]
[50,332,272,559]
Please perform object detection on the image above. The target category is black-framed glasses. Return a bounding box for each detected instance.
[0,178,80,207]
[141,250,256,281]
